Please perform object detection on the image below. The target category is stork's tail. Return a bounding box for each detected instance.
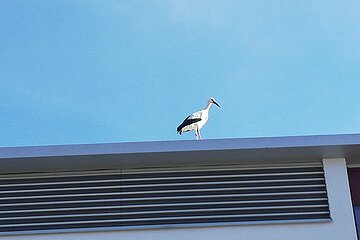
[176,126,182,135]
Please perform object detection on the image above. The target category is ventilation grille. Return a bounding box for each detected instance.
[0,164,330,234]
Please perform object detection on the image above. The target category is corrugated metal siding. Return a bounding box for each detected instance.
[0,164,330,234]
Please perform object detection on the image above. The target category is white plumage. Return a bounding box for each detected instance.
[177,97,221,140]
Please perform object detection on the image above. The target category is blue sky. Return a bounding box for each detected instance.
[1,1,360,146]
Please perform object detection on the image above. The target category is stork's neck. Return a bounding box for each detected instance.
[204,102,212,111]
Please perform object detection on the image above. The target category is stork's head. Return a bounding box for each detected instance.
[209,97,221,108]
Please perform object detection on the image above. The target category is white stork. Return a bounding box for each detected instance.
[177,97,221,140]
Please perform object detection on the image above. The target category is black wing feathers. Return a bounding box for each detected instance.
[177,116,202,134]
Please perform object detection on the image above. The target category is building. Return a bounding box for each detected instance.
[0,133,360,240]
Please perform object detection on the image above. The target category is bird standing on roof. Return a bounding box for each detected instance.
[177,97,221,140]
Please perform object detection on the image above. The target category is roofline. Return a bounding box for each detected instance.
[1,133,360,174]
[1,133,360,159]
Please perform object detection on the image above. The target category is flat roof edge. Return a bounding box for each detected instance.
[1,133,360,159]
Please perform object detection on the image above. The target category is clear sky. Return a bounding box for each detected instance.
[1,1,360,146]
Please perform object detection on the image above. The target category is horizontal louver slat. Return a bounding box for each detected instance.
[0,164,330,235]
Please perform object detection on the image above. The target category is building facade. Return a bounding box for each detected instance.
[0,134,359,240]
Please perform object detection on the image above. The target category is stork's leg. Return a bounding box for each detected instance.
[195,130,199,140]
[198,129,202,140]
